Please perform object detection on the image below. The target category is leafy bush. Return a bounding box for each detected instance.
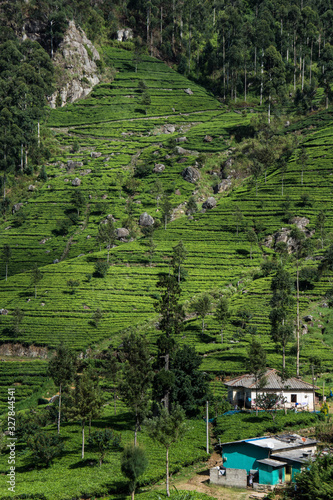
[27,431,64,467]
[94,261,109,278]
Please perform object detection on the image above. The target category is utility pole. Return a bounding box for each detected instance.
[206,400,209,454]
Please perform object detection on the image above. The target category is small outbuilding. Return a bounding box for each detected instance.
[211,433,317,488]
[224,368,318,411]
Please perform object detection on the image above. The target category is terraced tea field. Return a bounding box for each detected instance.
[0,47,333,382]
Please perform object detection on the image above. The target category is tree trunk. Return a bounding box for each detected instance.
[221,327,223,344]
[282,345,285,371]
[310,40,313,84]
[166,446,170,497]
[37,121,40,148]
[202,317,204,336]
[5,262,8,281]
[160,6,163,45]
[223,33,226,100]
[296,259,300,377]
[301,56,305,90]
[293,30,297,91]
[114,390,117,415]
[260,49,264,106]
[89,417,92,435]
[58,383,62,434]
[81,419,85,459]
[268,95,271,125]
[244,61,247,102]
[134,410,139,446]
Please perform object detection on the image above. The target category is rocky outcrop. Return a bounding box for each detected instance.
[264,219,314,253]
[72,177,81,186]
[0,343,48,359]
[153,163,165,173]
[49,21,100,108]
[213,179,232,194]
[139,212,154,226]
[116,228,130,238]
[182,167,200,183]
[184,88,194,95]
[202,197,217,209]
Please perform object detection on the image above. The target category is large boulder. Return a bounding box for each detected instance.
[153,163,165,173]
[184,88,193,95]
[116,228,130,239]
[176,137,187,143]
[72,177,81,186]
[202,197,217,209]
[213,179,232,194]
[139,212,154,226]
[91,152,102,158]
[182,167,200,183]
[67,160,83,169]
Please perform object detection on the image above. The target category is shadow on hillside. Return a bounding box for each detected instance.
[236,248,250,256]
[225,124,255,142]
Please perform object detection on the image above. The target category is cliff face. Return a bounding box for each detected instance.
[49,20,100,108]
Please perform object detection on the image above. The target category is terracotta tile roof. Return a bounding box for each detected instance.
[224,368,317,390]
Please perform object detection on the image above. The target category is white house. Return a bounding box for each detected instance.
[224,368,318,411]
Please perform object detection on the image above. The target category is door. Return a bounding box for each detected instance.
[285,465,292,483]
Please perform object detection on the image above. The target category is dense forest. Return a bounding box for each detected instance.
[1,1,333,499]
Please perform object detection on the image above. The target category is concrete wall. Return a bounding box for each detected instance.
[210,467,247,488]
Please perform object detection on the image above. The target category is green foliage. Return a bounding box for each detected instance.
[88,428,121,466]
[94,260,109,278]
[27,431,64,468]
[121,445,148,497]
[295,453,333,499]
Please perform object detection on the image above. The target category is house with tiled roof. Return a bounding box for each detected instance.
[224,368,318,411]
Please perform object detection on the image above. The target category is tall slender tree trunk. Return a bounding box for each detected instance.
[244,62,247,102]
[134,410,138,445]
[114,390,117,415]
[223,34,226,100]
[81,419,85,459]
[221,327,223,344]
[296,259,300,376]
[21,144,23,172]
[58,383,62,434]
[260,49,264,106]
[160,6,163,45]
[293,30,297,91]
[172,0,175,52]
[310,40,313,84]
[37,121,40,148]
[166,446,170,497]
[302,57,305,90]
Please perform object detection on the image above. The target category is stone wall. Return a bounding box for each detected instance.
[210,467,247,489]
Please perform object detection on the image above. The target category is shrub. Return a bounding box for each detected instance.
[94,261,109,278]
[27,431,64,467]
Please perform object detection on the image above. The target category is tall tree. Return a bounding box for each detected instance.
[246,338,267,416]
[214,296,230,344]
[31,264,42,299]
[48,343,77,435]
[154,273,184,410]
[121,445,148,500]
[119,332,154,445]
[192,293,212,336]
[171,240,187,283]
[145,405,186,497]
[289,226,312,376]
[269,266,294,373]
[2,243,11,281]
[70,369,103,459]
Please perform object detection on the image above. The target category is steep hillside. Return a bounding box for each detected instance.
[0,48,333,387]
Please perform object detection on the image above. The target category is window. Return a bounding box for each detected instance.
[291,394,297,403]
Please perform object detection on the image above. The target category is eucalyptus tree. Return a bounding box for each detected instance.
[48,344,77,435]
[154,273,184,410]
[171,240,187,283]
[2,243,11,281]
[119,332,154,445]
[214,296,230,343]
[246,338,267,416]
[269,266,294,373]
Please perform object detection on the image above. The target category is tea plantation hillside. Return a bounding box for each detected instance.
[1,47,333,410]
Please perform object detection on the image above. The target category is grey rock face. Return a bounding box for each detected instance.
[91,152,102,158]
[49,21,100,108]
[139,212,154,226]
[67,160,83,169]
[116,228,130,238]
[202,197,217,209]
[184,88,194,95]
[182,167,200,183]
[72,177,81,186]
[153,163,165,173]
